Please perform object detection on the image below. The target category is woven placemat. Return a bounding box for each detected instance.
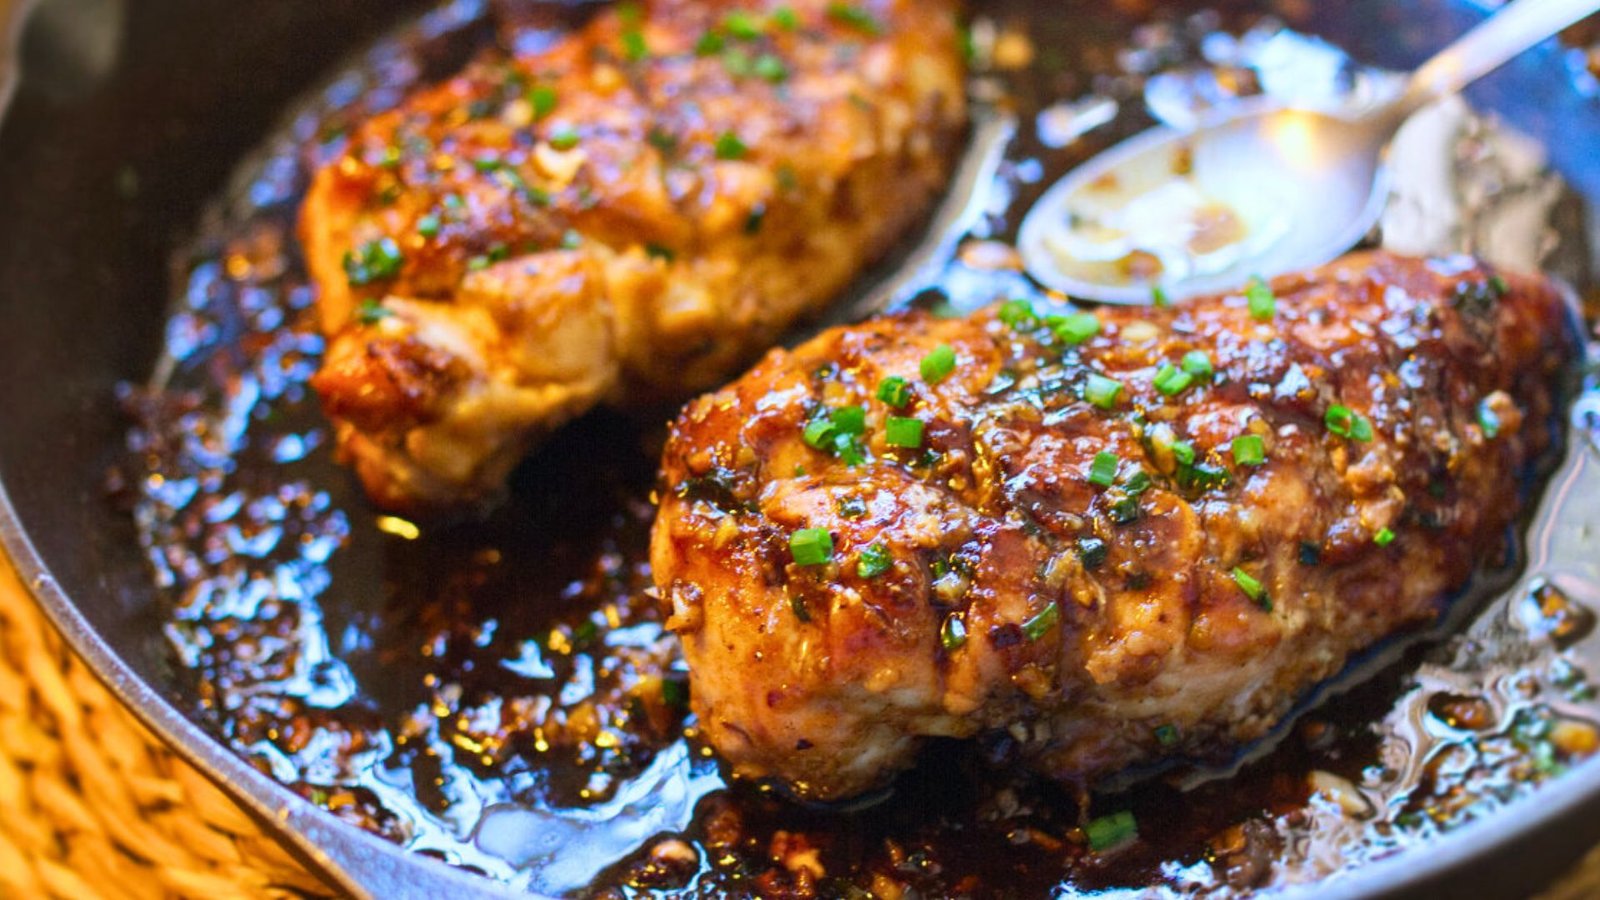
[4,541,1600,899]
[0,549,332,899]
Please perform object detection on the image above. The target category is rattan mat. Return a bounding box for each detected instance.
[4,544,1600,899]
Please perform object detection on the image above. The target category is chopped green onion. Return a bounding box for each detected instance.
[1246,277,1276,321]
[1108,495,1141,524]
[772,6,800,30]
[561,229,583,250]
[1489,274,1510,297]
[789,528,834,566]
[1151,285,1170,308]
[885,416,924,449]
[356,299,390,326]
[416,213,441,239]
[1123,470,1152,496]
[721,47,753,77]
[802,418,838,450]
[831,405,866,435]
[1022,601,1060,641]
[527,84,558,120]
[1086,811,1138,851]
[548,126,581,150]
[920,344,957,384]
[1325,404,1374,442]
[877,376,911,409]
[998,299,1039,330]
[343,237,405,286]
[833,433,867,466]
[1171,440,1197,467]
[714,131,749,160]
[722,10,765,39]
[1084,373,1123,410]
[1232,567,1271,610]
[645,243,676,261]
[621,30,650,62]
[1053,312,1100,345]
[837,495,867,518]
[941,615,968,652]
[1180,350,1214,380]
[1231,434,1266,467]
[1374,527,1397,548]
[1153,363,1194,397]
[790,594,811,622]
[857,543,893,579]
[1088,451,1119,488]
[826,2,883,34]
[1078,536,1108,570]
[695,30,725,55]
[753,53,789,83]
[1477,398,1502,439]
[1299,541,1322,565]
[1154,723,1179,747]
[662,678,690,708]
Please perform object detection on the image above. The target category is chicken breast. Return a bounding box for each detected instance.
[304,0,966,510]
[651,252,1577,802]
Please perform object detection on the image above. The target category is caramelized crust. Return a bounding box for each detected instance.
[651,252,1577,801]
[303,0,966,510]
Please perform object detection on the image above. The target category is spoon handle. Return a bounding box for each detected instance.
[1397,0,1599,118]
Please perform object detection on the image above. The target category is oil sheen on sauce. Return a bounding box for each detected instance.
[118,1,1600,896]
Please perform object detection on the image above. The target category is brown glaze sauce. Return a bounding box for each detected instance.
[119,0,1600,896]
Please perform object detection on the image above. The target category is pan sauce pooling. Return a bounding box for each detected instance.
[118,1,1600,897]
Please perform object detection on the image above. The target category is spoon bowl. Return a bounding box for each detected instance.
[1020,0,1600,305]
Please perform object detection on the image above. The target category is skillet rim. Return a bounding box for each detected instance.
[1,0,1599,897]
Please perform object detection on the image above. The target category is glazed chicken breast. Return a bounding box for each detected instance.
[304,0,966,510]
[651,252,1577,802]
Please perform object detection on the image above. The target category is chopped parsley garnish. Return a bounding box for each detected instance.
[1088,451,1119,488]
[1231,434,1266,467]
[416,213,441,239]
[548,126,581,150]
[827,2,884,35]
[885,416,924,449]
[1180,350,1214,380]
[1152,363,1194,397]
[790,528,834,566]
[527,84,558,120]
[714,131,749,160]
[1246,277,1276,321]
[343,237,405,286]
[1022,601,1060,641]
[1053,312,1100,345]
[1086,811,1138,851]
[356,299,391,325]
[1084,373,1123,409]
[857,543,893,579]
[1325,404,1374,442]
[1232,567,1270,610]
[1374,527,1397,547]
[920,344,957,384]
[877,376,912,408]
[941,615,968,652]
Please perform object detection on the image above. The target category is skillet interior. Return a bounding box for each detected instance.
[4,0,1600,897]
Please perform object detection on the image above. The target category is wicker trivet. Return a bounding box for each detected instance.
[4,543,1600,899]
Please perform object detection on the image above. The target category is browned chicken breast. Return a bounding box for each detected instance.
[304,0,966,510]
[651,252,1577,802]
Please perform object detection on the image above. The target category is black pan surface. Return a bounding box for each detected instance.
[3,1,1600,897]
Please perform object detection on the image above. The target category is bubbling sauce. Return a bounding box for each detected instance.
[120,0,1600,896]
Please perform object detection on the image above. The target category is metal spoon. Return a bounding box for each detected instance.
[1019,0,1600,306]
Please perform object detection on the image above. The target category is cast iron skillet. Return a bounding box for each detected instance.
[2,1,1600,897]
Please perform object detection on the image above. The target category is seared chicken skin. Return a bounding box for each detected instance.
[304,0,965,510]
[651,253,1576,801]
